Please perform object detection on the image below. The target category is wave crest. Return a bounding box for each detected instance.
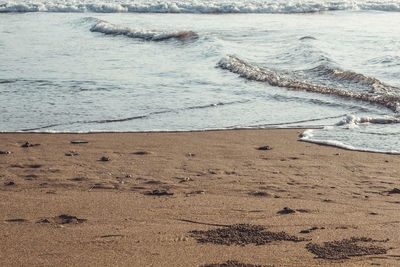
[2,0,400,13]
[89,18,198,41]
[336,114,400,127]
[218,55,400,112]
[308,65,398,95]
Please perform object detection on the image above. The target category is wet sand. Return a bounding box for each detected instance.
[0,129,400,266]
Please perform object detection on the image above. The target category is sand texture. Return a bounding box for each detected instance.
[1,129,400,266]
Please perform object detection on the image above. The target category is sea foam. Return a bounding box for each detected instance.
[300,115,400,154]
[89,18,198,41]
[1,0,400,13]
[218,55,400,112]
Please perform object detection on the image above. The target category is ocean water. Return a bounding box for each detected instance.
[0,0,400,153]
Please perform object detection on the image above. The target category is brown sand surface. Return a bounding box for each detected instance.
[1,129,400,266]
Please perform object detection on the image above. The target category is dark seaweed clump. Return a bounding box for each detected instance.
[190,224,306,246]
[306,237,388,260]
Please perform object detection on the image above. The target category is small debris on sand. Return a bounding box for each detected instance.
[277,207,296,215]
[257,146,272,151]
[21,142,40,148]
[132,151,149,155]
[54,214,87,224]
[37,218,51,224]
[28,164,42,168]
[190,224,306,246]
[0,151,11,154]
[388,188,400,194]
[99,156,110,162]
[185,153,196,157]
[299,226,324,234]
[179,177,194,183]
[202,260,271,267]
[4,181,15,186]
[306,237,388,260]
[144,190,174,196]
[65,151,79,156]
[68,177,87,182]
[6,218,27,223]
[248,191,270,197]
[70,140,88,144]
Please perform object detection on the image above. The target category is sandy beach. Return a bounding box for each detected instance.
[1,129,400,266]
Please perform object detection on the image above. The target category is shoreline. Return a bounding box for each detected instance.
[1,125,317,133]
[1,129,399,266]
[3,127,398,156]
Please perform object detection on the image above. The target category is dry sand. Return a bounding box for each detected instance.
[0,129,400,266]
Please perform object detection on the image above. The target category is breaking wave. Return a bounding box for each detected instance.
[89,18,198,41]
[1,0,400,13]
[303,64,400,95]
[335,114,400,127]
[218,55,400,112]
[300,115,400,154]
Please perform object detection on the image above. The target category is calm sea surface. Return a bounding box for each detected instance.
[1,0,400,153]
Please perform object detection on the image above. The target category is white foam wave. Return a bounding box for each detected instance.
[1,0,400,13]
[89,18,198,41]
[300,115,400,154]
[336,114,400,127]
[218,55,400,112]
[301,129,358,149]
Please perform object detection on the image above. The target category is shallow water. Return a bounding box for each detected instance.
[0,4,399,153]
